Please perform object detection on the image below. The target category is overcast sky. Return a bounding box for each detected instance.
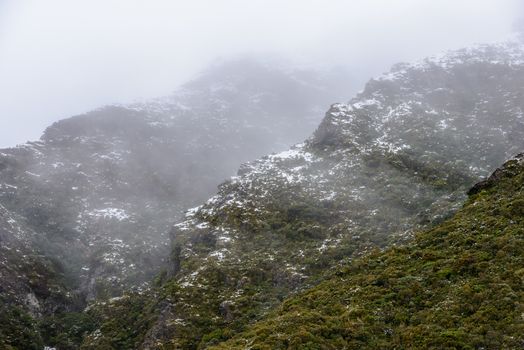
[0,0,521,147]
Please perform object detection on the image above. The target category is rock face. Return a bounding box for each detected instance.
[0,57,352,345]
[81,41,524,349]
[468,152,524,195]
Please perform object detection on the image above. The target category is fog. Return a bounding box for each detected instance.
[0,0,521,148]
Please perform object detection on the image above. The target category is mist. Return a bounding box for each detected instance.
[0,0,521,148]
[4,2,524,347]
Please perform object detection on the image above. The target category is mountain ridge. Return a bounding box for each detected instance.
[0,58,353,349]
[2,41,524,348]
[80,40,524,349]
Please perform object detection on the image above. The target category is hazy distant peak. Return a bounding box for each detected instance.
[180,56,352,95]
[114,56,354,127]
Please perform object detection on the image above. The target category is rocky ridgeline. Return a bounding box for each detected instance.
[82,41,524,348]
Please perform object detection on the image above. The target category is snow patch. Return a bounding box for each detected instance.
[88,208,130,221]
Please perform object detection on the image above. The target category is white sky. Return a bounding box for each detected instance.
[0,0,521,147]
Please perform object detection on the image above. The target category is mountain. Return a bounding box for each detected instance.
[79,41,524,349]
[0,58,352,349]
[212,153,524,349]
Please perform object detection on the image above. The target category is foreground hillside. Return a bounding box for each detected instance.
[82,41,524,348]
[214,153,524,349]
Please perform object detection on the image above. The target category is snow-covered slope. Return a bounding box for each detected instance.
[83,41,524,348]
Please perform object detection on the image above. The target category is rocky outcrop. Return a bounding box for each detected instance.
[468,152,524,195]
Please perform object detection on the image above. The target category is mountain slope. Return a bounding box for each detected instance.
[212,153,524,349]
[82,41,524,348]
[0,204,76,350]
[0,58,352,348]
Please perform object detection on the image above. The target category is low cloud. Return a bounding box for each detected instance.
[0,0,520,147]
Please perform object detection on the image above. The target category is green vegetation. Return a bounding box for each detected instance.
[211,156,524,349]
[0,303,43,350]
[79,293,157,349]
[39,312,97,350]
